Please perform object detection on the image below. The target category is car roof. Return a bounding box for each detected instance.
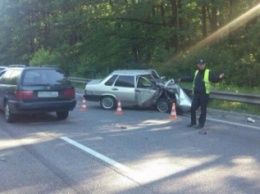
[7,66,61,70]
[111,69,158,76]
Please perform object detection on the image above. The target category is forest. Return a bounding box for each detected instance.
[0,0,259,88]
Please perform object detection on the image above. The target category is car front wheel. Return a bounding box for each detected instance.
[56,111,69,120]
[100,96,116,110]
[156,98,171,113]
[5,102,14,123]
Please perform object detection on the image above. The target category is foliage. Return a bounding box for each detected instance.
[0,0,259,88]
[29,48,61,66]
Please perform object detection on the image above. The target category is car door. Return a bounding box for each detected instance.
[135,76,158,107]
[111,75,136,106]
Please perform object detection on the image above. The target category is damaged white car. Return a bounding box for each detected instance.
[83,69,191,113]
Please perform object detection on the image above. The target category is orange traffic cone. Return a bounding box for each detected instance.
[115,100,123,115]
[169,102,177,119]
[80,97,87,111]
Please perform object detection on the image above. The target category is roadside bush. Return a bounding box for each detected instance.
[29,48,61,67]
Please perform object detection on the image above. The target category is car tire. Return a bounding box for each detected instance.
[56,111,69,120]
[156,98,171,113]
[5,102,14,123]
[100,96,116,110]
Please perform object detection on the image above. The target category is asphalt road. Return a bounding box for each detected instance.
[0,95,260,194]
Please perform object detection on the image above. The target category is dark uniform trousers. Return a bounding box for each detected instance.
[190,93,209,127]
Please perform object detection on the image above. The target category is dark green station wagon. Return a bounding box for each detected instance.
[0,66,77,122]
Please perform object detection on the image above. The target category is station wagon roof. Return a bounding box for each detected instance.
[7,66,61,70]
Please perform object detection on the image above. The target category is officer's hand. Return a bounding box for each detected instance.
[219,73,224,79]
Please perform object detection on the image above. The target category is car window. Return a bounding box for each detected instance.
[105,75,118,86]
[0,70,12,84]
[137,76,153,88]
[114,75,134,88]
[0,67,6,72]
[22,71,40,84]
[21,69,67,85]
[0,69,21,85]
[140,74,155,83]
[0,70,6,77]
[9,70,21,85]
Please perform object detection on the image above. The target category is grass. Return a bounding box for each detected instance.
[208,99,260,116]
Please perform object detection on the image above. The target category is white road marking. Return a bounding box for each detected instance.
[207,118,260,131]
[59,136,185,185]
[60,117,260,186]
[60,136,134,175]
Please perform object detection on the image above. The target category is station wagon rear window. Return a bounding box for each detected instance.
[22,69,66,85]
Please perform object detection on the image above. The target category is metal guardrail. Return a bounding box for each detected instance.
[69,77,92,84]
[210,91,260,104]
[69,77,260,105]
[184,89,260,105]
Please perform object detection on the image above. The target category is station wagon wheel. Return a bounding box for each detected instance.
[100,96,116,110]
[5,102,14,123]
[56,111,69,120]
[156,98,171,113]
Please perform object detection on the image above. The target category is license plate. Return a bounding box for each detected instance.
[38,91,59,98]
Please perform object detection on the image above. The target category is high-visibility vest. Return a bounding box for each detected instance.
[193,69,210,94]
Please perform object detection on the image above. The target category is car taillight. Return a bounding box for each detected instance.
[15,90,33,99]
[62,88,75,98]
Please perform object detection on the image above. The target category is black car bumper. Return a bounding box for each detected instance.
[9,99,77,114]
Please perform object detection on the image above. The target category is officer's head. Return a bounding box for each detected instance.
[197,59,206,70]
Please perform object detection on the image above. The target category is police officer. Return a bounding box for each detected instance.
[179,59,224,131]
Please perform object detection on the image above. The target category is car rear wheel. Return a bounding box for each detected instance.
[56,111,69,120]
[5,102,14,123]
[100,96,116,110]
[156,98,171,113]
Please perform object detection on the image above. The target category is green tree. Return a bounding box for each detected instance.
[0,0,259,87]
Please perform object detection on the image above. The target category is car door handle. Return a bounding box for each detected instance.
[136,89,140,92]
[112,88,118,91]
